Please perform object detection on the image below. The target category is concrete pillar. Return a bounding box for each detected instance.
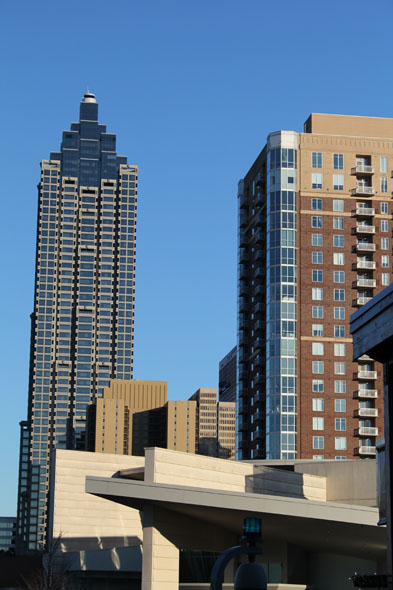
[142,505,179,590]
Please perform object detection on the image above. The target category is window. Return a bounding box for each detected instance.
[335,399,346,412]
[313,398,324,411]
[312,324,324,337]
[312,251,323,264]
[380,156,388,173]
[312,306,323,318]
[382,255,389,268]
[334,325,345,338]
[312,379,324,392]
[312,173,322,189]
[312,198,322,210]
[334,307,345,319]
[333,235,344,247]
[312,361,324,374]
[312,342,324,355]
[313,417,324,430]
[335,380,346,393]
[381,202,388,214]
[382,273,390,286]
[333,153,344,170]
[381,219,389,232]
[335,437,347,450]
[335,418,346,431]
[333,174,344,190]
[334,343,346,356]
[381,238,389,250]
[313,455,325,460]
[312,216,323,228]
[313,436,324,449]
[312,152,322,168]
[334,271,345,283]
[333,217,344,230]
[333,199,344,212]
[334,362,346,375]
[333,252,344,265]
[312,288,323,300]
[312,234,323,246]
[312,269,323,282]
[334,289,345,301]
[381,177,388,193]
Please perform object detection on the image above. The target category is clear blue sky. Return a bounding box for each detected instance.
[0,0,392,515]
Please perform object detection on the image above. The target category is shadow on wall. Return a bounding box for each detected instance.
[245,466,309,500]
[58,536,142,572]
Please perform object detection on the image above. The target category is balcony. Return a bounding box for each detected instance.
[239,212,248,228]
[357,370,377,379]
[238,282,249,296]
[354,389,378,399]
[356,224,375,234]
[355,426,379,436]
[352,185,375,196]
[254,285,265,297]
[356,278,376,288]
[239,193,248,209]
[356,242,376,252]
[354,206,375,216]
[239,248,249,263]
[255,267,265,279]
[254,230,264,243]
[239,264,249,278]
[356,260,376,270]
[355,296,373,306]
[254,337,264,351]
[351,165,374,175]
[354,408,378,418]
[254,249,264,261]
[254,320,264,333]
[355,446,376,456]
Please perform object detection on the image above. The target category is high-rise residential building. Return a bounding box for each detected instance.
[17,93,138,550]
[237,113,393,461]
[89,381,236,459]
[218,346,237,402]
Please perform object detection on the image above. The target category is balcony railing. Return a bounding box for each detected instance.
[356,426,379,436]
[354,408,378,418]
[356,260,376,270]
[356,296,373,306]
[354,206,375,216]
[351,165,374,175]
[357,370,377,379]
[351,185,375,196]
[354,389,378,399]
[356,224,375,234]
[356,445,376,455]
[356,278,376,288]
[356,242,376,252]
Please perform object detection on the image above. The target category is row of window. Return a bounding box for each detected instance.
[312,153,388,173]
[312,174,389,192]
[313,398,346,412]
[313,417,346,430]
[313,436,347,450]
[311,199,389,214]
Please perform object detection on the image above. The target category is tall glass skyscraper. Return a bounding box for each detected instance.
[17,93,138,550]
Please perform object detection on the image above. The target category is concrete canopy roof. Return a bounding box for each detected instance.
[85,476,386,559]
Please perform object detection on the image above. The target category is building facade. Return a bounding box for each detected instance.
[237,113,393,460]
[218,346,237,402]
[17,93,138,550]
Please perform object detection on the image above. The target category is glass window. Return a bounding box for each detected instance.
[313,417,324,430]
[335,399,346,412]
[381,202,388,214]
[333,217,344,230]
[312,234,323,246]
[312,379,324,392]
[334,343,346,356]
[313,436,324,449]
[312,173,322,189]
[312,216,323,228]
[312,288,323,300]
[333,199,344,212]
[312,251,323,264]
[334,307,345,319]
[335,437,347,450]
[312,306,323,318]
[381,177,388,193]
[333,153,344,170]
[380,156,388,173]
[312,361,324,374]
[334,271,345,283]
[312,324,324,337]
[313,398,324,411]
[334,362,346,375]
[333,252,344,265]
[333,235,344,247]
[312,269,323,282]
[381,238,389,250]
[334,325,345,338]
[334,289,345,301]
[312,198,323,210]
[312,342,324,355]
[312,152,322,168]
[333,175,344,190]
[382,273,390,286]
[382,255,389,268]
[335,380,346,393]
[381,219,389,232]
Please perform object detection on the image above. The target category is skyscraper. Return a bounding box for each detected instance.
[237,113,392,461]
[17,93,138,550]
